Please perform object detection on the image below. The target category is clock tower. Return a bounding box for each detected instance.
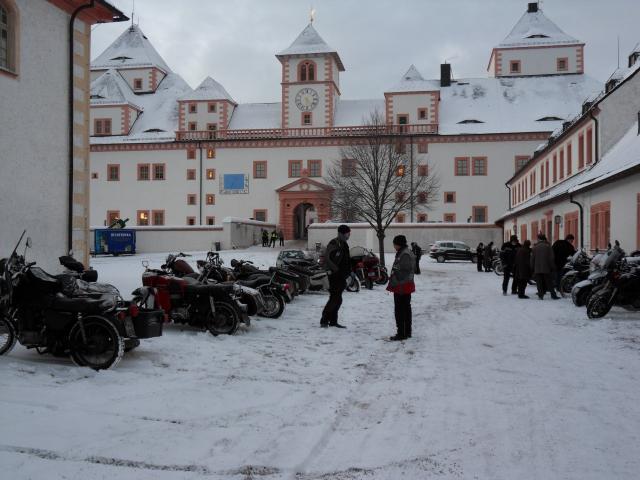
[276,23,345,129]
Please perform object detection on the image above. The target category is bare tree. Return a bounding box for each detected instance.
[326,111,439,266]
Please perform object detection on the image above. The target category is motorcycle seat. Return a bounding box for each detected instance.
[50,294,114,314]
[181,278,234,295]
[236,277,269,288]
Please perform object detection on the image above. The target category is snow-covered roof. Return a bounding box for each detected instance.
[90,69,143,110]
[90,72,191,144]
[228,103,281,130]
[498,8,580,48]
[92,25,172,73]
[179,77,235,103]
[437,75,601,135]
[276,23,345,71]
[386,65,440,93]
[334,99,385,126]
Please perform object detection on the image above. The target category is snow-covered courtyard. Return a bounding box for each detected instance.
[1,247,640,479]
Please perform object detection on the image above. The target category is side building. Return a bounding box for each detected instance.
[89,3,601,242]
[0,0,125,269]
[500,46,640,252]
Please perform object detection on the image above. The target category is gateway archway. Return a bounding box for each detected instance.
[277,178,333,241]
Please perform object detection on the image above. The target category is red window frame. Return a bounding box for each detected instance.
[253,209,267,222]
[444,191,456,203]
[455,157,469,176]
[152,163,165,181]
[137,163,150,181]
[187,194,197,205]
[472,157,487,176]
[152,210,165,226]
[308,159,322,177]
[137,210,150,226]
[186,169,196,180]
[206,168,216,180]
[253,161,267,179]
[288,160,303,178]
[443,213,456,223]
[107,164,120,181]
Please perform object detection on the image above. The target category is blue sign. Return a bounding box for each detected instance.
[220,173,249,194]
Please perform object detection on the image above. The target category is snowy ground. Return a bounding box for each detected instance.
[2,246,640,479]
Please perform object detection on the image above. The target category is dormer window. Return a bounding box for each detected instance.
[110,55,133,62]
[510,60,521,74]
[90,94,105,99]
[457,119,484,124]
[606,79,619,93]
[133,78,143,90]
[526,34,550,39]
[298,60,316,82]
[557,57,568,72]
[143,128,165,133]
[536,116,563,122]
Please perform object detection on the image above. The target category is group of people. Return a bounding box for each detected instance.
[261,229,285,248]
[320,225,417,341]
[498,233,576,300]
[476,241,496,272]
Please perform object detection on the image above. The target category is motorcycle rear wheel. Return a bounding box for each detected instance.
[560,275,576,296]
[0,316,17,356]
[207,301,240,336]
[587,295,612,319]
[493,261,504,276]
[260,294,285,319]
[68,317,124,370]
[346,275,360,293]
[375,271,389,285]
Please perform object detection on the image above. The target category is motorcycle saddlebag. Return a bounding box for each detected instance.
[132,309,164,338]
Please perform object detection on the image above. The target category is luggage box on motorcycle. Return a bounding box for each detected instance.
[132,309,164,338]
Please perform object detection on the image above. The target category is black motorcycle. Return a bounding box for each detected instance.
[559,250,591,296]
[587,259,640,318]
[0,232,162,370]
[227,260,288,318]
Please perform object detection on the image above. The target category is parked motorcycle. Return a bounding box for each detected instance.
[559,249,591,296]
[281,257,330,291]
[349,246,388,290]
[587,258,640,318]
[0,232,162,370]
[227,259,289,318]
[133,255,245,335]
[571,246,624,307]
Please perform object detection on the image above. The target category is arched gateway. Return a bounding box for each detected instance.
[277,178,334,240]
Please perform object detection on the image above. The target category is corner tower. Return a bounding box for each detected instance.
[276,23,344,129]
[488,2,584,77]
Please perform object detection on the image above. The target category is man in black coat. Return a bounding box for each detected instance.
[476,242,484,272]
[500,235,520,295]
[410,242,423,274]
[320,225,351,328]
[552,234,576,288]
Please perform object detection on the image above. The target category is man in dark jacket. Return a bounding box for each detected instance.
[320,225,351,328]
[410,242,423,274]
[531,234,559,300]
[552,234,575,288]
[514,240,533,298]
[500,235,520,295]
[476,242,484,272]
[483,242,494,272]
[387,235,415,340]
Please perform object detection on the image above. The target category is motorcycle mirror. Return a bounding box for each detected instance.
[25,237,32,248]
[141,260,149,268]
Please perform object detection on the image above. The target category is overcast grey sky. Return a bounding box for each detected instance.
[92,0,640,104]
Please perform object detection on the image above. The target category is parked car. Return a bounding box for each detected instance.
[428,241,477,263]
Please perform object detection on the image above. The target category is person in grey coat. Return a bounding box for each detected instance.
[386,235,416,341]
[530,233,559,300]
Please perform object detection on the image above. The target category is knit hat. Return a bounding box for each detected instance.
[392,235,408,247]
[337,224,351,234]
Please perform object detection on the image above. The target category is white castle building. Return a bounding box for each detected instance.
[89,3,602,242]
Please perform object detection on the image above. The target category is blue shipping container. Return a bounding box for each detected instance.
[94,229,136,255]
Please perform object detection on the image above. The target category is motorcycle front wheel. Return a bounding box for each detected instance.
[587,295,612,319]
[207,301,240,335]
[68,317,124,370]
[560,275,576,296]
[0,316,17,356]
[260,294,285,319]
[493,261,504,276]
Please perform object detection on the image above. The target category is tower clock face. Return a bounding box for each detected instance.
[295,88,319,111]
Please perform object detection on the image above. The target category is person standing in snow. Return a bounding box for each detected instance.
[386,235,415,341]
[261,229,268,247]
[476,242,484,272]
[500,235,520,295]
[483,241,494,272]
[531,233,559,300]
[320,225,351,328]
[270,230,278,248]
[552,234,575,288]
[278,229,285,247]
[514,240,533,299]
[411,242,423,274]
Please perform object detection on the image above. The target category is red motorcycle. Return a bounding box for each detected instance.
[349,246,389,290]
[132,254,246,336]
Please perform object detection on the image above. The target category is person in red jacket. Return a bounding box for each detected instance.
[386,235,415,341]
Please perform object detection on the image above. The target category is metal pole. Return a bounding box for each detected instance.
[410,135,414,222]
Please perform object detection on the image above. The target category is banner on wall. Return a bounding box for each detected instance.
[220,174,249,194]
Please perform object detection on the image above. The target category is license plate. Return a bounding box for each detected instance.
[124,317,136,338]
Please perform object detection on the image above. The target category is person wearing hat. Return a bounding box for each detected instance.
[386,235,416,341]
[320,224,352,328]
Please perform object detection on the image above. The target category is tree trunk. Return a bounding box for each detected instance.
[377,229,386,267]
